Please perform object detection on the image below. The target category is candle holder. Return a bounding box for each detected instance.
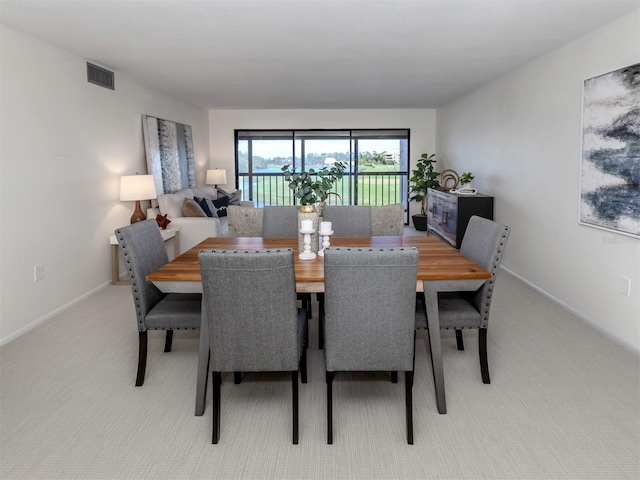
[299,225,317,260]
[318,230,333,257]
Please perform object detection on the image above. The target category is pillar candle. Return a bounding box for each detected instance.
[320,221,332,234]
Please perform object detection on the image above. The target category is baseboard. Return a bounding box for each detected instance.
[3,270,637,358]
[501,266,640,357]
[0,281,112,347]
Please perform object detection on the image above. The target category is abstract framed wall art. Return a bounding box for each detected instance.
[142,115,196,195]
[579,62,640,238]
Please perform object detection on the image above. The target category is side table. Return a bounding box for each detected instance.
[109,227,180,285]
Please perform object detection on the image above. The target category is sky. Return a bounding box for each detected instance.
[238,139,402,159]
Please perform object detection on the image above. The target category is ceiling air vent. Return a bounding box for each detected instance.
[87,62,114,90]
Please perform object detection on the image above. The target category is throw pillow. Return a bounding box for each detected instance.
[194,196,219,218]
[157,188,193,217]
[212,196,230,217]
[217,188,242,206]
[191,186,217,200]
[155,214,171,229]
[183,198,207,217]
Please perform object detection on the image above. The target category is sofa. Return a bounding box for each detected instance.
[147,186,253,254]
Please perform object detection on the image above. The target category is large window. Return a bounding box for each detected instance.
[236,129,410,222]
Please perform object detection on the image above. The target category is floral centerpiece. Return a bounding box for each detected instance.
[281,161,346,212]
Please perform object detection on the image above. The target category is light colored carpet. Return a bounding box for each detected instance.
[1,272,638,479]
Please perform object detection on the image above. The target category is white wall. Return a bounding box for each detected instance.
[0,25,210,344]
[436,11,640,352]
[208,108,436,216]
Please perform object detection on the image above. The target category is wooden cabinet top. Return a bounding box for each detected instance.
[429,187,494,199]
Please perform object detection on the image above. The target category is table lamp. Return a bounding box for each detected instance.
[206,169,227,188]
[120,174,157,224]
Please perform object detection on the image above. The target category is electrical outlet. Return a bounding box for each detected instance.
[618,276,631,297]
[34,264,44,282]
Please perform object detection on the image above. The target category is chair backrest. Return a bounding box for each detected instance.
[460,216,511,327]
[198,249,300,372]
[323,247,419,372]
[227,205,263,237]
[263,206,299,237]
[371,204,405,236]
[322,206,372,237]
[114,220,168,330]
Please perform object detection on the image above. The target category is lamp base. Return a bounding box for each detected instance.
[130,200,147,224]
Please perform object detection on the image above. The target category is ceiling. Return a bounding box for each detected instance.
[1,0,638,109]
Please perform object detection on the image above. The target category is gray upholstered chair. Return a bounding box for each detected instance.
[262,205,313,319]
[262,205,299,237]
[321,205,372,237]
[323,247,419,444]
[227,205,263,237]
[198,248,308,444]
[371,203,405,236]
[317,205,373,348]
[416,215,510,384]
[114,220,201,386]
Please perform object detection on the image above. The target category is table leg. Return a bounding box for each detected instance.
[423,282,446,414]
[195,299,210,416]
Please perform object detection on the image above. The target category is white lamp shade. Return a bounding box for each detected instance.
[206,169,227,185]
[120,174,157,201]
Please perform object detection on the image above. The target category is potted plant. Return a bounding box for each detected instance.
[409,153,440,231]
[458,171,474,188]
[281,161,346,212]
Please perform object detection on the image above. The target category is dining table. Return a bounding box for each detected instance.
[147,235,492,416]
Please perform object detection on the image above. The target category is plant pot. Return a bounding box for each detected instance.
[412,214,429,231]
[299,204,316,213]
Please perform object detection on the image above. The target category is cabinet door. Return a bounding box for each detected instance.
[427,191,457,247]
[456,196,494,248]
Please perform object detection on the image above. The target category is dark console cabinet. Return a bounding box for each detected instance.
[426,188,494,249]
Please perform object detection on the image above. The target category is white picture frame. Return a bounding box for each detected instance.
[142,115,196,196]
[579,62,640,238]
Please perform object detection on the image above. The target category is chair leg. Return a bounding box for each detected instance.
[212,371,221,444]
[297,293,312,320]
[391,371,398,383]
[455,329,464,351]
[326,371,334,444]
[301,346,308,384]
[305,294,312,320]
[234,372,242,384]
[164,329,173,352]
[318,293,325,349]
[405,371,414,445]
[135,331,148,387]
[292,371,299,445]
[479,328,490,384]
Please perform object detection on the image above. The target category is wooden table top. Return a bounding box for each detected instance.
[147,236,491,284]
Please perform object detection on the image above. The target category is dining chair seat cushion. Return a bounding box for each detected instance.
[144,293,202,331]
[436,293,482,329]
[414,292,481,330]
